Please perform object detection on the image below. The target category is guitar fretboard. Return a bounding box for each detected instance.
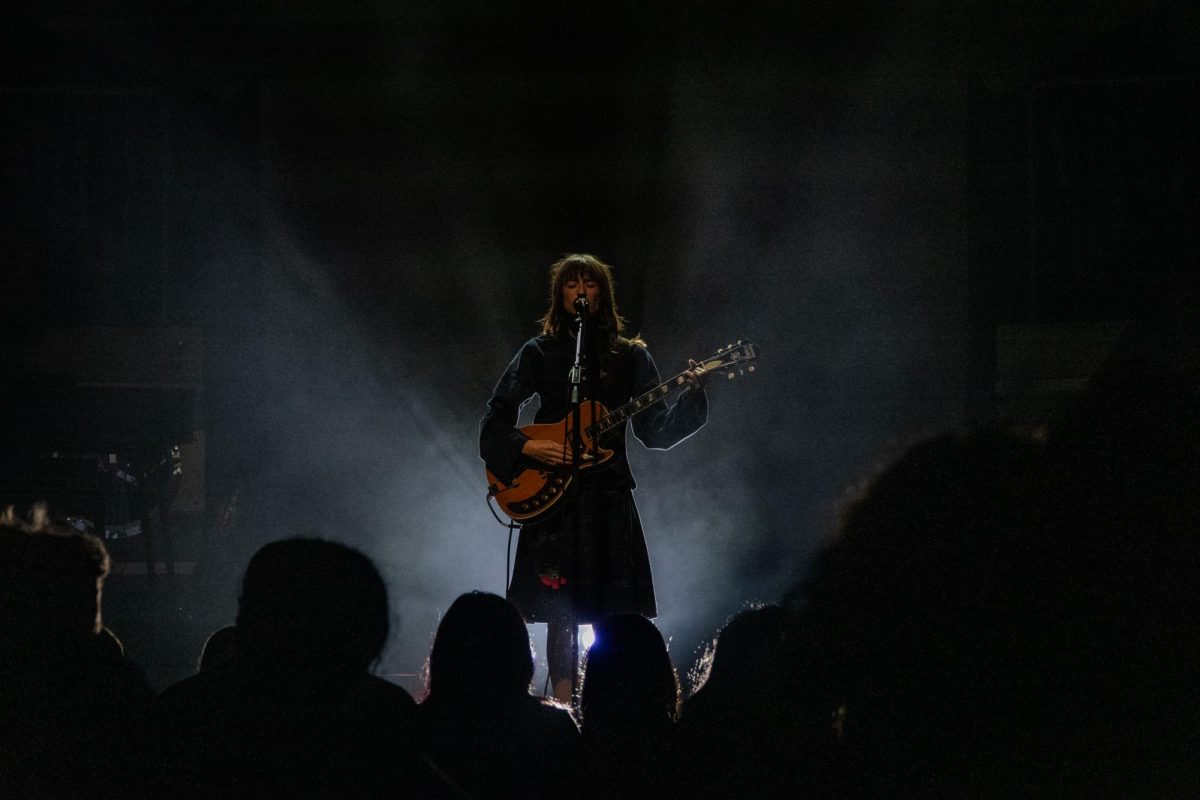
[587,372,691,440]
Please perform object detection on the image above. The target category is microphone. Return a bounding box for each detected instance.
[573,296,589,314]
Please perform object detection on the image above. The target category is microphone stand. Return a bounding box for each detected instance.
[565,302,586,705]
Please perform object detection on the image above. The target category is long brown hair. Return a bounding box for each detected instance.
[538,253,644,346]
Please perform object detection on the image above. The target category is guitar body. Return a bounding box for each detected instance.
[486,401,615,522]
[485,339,758,524]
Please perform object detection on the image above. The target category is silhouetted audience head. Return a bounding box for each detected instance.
[798,429,1047,796]
[198,624,239,672]
[0,504,110,638]
[153,538,428,799]
[799,410,1200,798]
[676,604,820,799]
[417,593,580,800]
[425,591,534,701]
[580,614,679,734]
[0,506,151,799]
[688,604,801,706]
[235,537,389,673]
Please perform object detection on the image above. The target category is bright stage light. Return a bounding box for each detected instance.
[580,624,595,651]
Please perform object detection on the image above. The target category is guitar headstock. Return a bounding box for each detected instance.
[695,339,759,380]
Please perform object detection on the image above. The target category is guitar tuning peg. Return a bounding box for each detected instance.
[726,343,733,349]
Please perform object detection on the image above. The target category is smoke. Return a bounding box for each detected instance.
[208,14,973,690]
[202,214,530,688]
[89,2,1014,689]
[616,6,981,672]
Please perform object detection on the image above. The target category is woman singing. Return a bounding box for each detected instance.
[480,253,707,702]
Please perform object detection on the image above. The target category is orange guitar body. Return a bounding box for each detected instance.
[485,401,615,522]
[484,338,758,524]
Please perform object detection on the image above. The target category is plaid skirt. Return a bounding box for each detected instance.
[507,483,657,624]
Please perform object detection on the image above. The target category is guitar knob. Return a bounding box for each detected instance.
[748,365,755,372]
[727,372,735,379]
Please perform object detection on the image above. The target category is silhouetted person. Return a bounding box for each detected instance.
[675,605,823,799]
[798,406,1200,797]
[0,505,152,799]
[578,614,679,799]
[197,624,239,672]
[153,537,427,798]
[797,430,1055,798]
[417,591,579,800]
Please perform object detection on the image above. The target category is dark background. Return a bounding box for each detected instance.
[4,1,1197,690]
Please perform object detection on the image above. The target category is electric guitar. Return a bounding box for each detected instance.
[486,340,759,523]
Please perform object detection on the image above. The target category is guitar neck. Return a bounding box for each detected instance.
[588,371,692,440]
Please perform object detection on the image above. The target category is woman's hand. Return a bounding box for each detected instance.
[684,359,708,392]
[522,438,576,467]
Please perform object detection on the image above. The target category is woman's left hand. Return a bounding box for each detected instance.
[684,359,708,392]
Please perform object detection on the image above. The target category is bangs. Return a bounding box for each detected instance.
[559,258,607,287]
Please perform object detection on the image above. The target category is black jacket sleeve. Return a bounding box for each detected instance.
[479,339,539,484]
[629,345,708,450]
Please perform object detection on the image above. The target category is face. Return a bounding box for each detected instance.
[561,272,601,315]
